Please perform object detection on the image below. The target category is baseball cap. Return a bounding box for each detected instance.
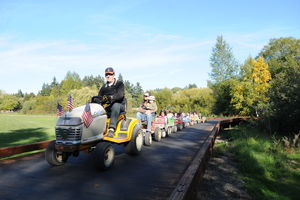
[105,67,115,75]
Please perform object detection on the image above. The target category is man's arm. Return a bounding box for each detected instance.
[111,81,124,102]
[98,86,104,97]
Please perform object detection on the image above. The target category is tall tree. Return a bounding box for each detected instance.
[209,35,239,83]
[259,37,300,133]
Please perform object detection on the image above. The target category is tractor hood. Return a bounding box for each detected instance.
[56,103,106,126]
[55,103,107,144]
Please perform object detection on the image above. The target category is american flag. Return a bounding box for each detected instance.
[82,103,93,128]
[56,103,64,116]
[67,94,74,110]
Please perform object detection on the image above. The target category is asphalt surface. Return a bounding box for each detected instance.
[0,122,216,200]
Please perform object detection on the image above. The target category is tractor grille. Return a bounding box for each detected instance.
[56,126,82,142]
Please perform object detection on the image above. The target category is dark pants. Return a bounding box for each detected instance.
[106,103,125,129]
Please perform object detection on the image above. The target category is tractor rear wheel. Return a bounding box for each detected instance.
[125,125,143,155]
[144,131,152,146]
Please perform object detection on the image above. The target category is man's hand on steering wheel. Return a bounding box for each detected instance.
[101,95,113,104]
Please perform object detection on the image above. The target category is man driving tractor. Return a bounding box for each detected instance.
[92,67,125,137]
[136,93,157,133]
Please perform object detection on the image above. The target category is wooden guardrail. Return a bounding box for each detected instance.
[0,140,52,158]
[168,123,220,200]
[168,117,252,200]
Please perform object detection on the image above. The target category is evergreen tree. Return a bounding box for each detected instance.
[50,77,58,87]
[209,35,238,83]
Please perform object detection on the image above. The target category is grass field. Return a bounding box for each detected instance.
[0,114,57,148]
[215,126,300,200]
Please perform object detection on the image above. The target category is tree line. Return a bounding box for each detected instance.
[0,72,210,116]
[0,72,143,114]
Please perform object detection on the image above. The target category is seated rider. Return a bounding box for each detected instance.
[136,93,157,132]
[159,110,167,126]
[92,67,125,137]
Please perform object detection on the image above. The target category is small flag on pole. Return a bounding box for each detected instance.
[57,103,64,116]
[67,94,74,110]
[82,103,93,128]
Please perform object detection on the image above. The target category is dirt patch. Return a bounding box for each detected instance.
[197,137,252,200]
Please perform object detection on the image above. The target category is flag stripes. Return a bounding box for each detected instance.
[67,94,74,110]
[82,103,93,127]
[56,103,64,116]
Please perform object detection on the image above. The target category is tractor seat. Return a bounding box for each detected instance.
[117,98,127,121]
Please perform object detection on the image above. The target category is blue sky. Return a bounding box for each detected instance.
[0,0,299,94]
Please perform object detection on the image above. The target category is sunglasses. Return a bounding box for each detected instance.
[105,73,114,77]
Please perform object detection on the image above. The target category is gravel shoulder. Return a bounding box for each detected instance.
[197,137,252,200]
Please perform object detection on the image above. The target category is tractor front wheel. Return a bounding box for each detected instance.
[144,131,152,146]
[92,142,115,170]
[154,128,162,142]
[45,141,68,166]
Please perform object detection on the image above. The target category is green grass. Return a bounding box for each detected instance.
[0,114,57,148]
[215,126,300,200]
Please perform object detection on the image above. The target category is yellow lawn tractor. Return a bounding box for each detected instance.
[45,102,143,170]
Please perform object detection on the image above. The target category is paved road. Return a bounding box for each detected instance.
[0,123,215,200]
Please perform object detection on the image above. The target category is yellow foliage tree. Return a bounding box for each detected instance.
[252,57,271,102]
[231,57,271,116]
